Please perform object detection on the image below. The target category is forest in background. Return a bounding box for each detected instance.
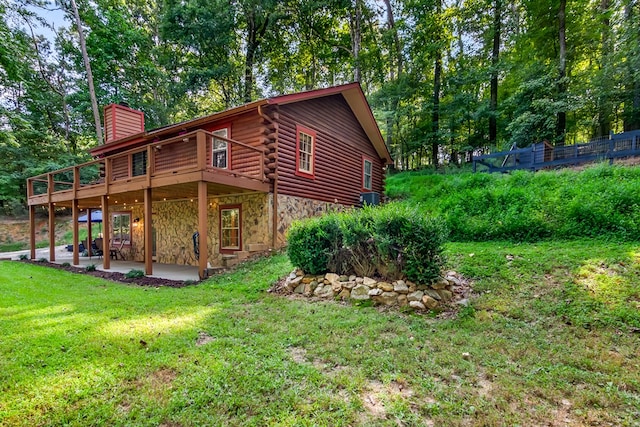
[1,0,640,215]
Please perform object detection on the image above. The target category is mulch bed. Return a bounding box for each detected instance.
[19,259,195,288]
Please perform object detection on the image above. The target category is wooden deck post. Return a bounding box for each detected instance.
[47,173,55,262]
[197,131,207,170]
[29,205,36,260]
[48,203,55,262]
[87,209,93,257]
[102,195,110,270]
[144,187,153,275]
[72,200,79,265]
[198,181,208,280]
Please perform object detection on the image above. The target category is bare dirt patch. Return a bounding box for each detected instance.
[195,331,215,346]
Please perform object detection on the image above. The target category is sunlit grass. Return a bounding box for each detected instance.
[1,243,640,426]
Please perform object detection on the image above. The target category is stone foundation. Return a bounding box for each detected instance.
[280,269,469,311]
[276,194,344,247]
[113,192,271,267]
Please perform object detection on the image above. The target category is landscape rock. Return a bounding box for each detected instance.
[315,285,334,298]
[378,291,398,305]
[431,277,450,290]
[436,289,453,302]
[339,275,349,282]
[422,295,438,309]
[424,289,441,301]
[339,289,351,300]
[363,277,377,286]
[407,291,424,302]
[355,277,364,284]
[294,283,305,294]
[302,277,313,284]
[394,281,409,293]
[287,276,303,290]
[342,281,356,290]
[325,273,340,283]
[368,288,383,296]
[331,282,343,292]
[409,301,426,310]
[350,284,371,300]
[378,282,394,292]
[349,275,357,281]
[397,294,408,306]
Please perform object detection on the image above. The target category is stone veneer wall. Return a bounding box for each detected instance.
[112,192,271,267]
[276,194,344,247]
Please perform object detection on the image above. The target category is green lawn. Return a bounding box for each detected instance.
[1,241,639,426]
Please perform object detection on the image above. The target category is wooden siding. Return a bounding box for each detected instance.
[201,111,267,180]
[275,95,385,206]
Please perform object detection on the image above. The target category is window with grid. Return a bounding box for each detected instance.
[212,128,229,169]
[220,206,241,250]
[132,151,147,177]
[363,158,373,190]
[296,126,315,178]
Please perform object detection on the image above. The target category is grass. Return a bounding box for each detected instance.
[1,241,639,426]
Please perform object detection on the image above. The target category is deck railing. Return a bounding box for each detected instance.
[28,129,267,199]
[473,130,640,173]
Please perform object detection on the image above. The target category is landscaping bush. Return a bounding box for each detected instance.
[287,215,342,275]
[125,269,145,279]
[287,203,448,283]
[85,264,96,272]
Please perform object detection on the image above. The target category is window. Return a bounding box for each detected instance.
[363,157,373,190]
[112,212,131,245]
[132,151,147,177]
[296,125,316,178]
[212,127,230,169]
[220,206,241,251]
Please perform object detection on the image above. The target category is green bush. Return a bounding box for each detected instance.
[287,215,342,275]
[85,264,96,272]
[18,254,28,260]
[125,269,145,279]
[286,204,448,284]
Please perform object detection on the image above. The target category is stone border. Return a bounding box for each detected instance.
[274,269,472,312]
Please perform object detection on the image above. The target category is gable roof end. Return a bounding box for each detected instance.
[267,83,392,165]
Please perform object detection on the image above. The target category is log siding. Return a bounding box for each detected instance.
[275,95,385,206]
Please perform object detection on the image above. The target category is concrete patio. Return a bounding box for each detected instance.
[1,245,200,281]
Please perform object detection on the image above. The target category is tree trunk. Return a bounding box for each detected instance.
[68,0,103,145]
[431,0,442,169]
[623,1,640,131]
[489,0,501,145]
[556,0,567,147]
[596,0,611,137]
[244,12,257,104]
[351,0,362,82]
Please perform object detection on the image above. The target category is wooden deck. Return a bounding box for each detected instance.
[26,129,271,280]
[473,130,640,173]
[27,129,270,208]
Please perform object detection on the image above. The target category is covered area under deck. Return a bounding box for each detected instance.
[27,129,271,280]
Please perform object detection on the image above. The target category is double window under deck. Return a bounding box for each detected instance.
[26,129,270,279]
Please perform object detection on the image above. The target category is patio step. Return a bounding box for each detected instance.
[247,243,269,252]
[221,254,239,267]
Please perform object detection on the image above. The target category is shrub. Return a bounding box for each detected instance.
[61,262,71,267]
[125,269,145,279]
[36,258,47,263]
[85,264,96,272]
[286,203,448,284]
[287,215,342,275]
[18,254,28,260]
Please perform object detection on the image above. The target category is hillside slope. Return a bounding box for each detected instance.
[386,163,640,241]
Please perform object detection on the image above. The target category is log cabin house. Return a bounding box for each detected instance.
[26,83,392,279]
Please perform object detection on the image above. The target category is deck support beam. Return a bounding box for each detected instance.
[198,181,208,280]
[29,205,36,260]
[48,203,55,262]
[102,195,110,270]
[72,200,79,265]
[87,209,93,258]
[144,188,153,275]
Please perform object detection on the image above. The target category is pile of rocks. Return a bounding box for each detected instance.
[279,269,469,311]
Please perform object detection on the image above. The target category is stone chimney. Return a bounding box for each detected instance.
[103,103,145,143]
